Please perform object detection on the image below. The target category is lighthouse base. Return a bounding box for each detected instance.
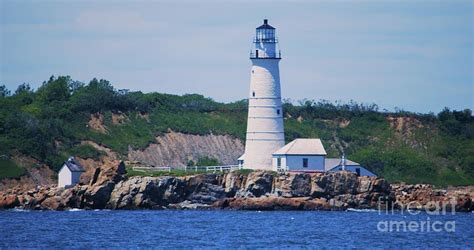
[243,139,284,171]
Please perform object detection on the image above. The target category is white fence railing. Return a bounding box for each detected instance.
[132,166,171,173]
[132,165,242,173]
[184,165,242,172]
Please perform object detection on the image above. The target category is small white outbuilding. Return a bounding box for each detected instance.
[58,157,85,188]
[325,156,376,177]
[272,139,327,172]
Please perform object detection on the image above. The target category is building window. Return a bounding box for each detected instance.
[277,109,280,115]
[277,158,281,167]
[252,91,255,97]
[356,168,361,176]
[303,158,308,168]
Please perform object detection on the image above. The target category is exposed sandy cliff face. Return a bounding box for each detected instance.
[128,132,244,167]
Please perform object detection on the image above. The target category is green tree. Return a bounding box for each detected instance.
[70,78,117,113]
[0,85,10,97]
[36,75,71,104]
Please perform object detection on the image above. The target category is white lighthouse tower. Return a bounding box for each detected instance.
[242,19,285,170]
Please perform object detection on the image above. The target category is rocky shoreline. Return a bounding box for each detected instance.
[0,161,472,212]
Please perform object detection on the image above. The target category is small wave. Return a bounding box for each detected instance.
[11,208,29,212]
[68,208,84,212]
[346,208,378,213]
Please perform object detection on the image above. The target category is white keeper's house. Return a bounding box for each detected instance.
[238,19,376,177]
[272,139,326,172]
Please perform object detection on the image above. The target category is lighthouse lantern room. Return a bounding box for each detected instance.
[251,19,280,59]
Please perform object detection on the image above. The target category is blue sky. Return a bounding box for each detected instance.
[1,0,472,113]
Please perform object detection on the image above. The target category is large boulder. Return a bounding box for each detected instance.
[41,196,62,210]
[81,160,128,209]
[0,194,19,209]
[223,171,247,196]
[59,187,83,209]
[187,183,227,204]
[242,171,274,197]
[290,173,312,197]
[372,178,390,193]
[108,177,156,209]
[160,177,187,205]
[108,176,188,209]
[82,181,115,209]
[356,176,373,193]
[312,171,358,197]
[90,160,126,186]
[273,173,311,197]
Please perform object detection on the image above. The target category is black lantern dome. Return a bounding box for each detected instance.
[256,19,276,43]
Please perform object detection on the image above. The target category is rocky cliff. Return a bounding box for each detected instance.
[390,184,473,211]
[1,162,472,212]
[128,132,244,167]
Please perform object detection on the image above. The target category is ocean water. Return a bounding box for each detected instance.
[0,209,472,248]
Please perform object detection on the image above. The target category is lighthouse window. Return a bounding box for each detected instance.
[252,70,254,74]
[252,91,255,97]
[277,109,280,115]
[303,158,308,168]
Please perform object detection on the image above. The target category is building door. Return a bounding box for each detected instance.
[356,168,361,176]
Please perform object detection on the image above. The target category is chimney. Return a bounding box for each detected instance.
[264,19,268,25]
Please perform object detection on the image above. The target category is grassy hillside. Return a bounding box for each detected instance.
[0,159,25,179]
[0,76,473,186]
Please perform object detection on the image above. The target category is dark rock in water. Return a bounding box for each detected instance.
[83,181,115,209]
[41,196,62,210]
[60,187,83,209]
[1,162,471,212]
